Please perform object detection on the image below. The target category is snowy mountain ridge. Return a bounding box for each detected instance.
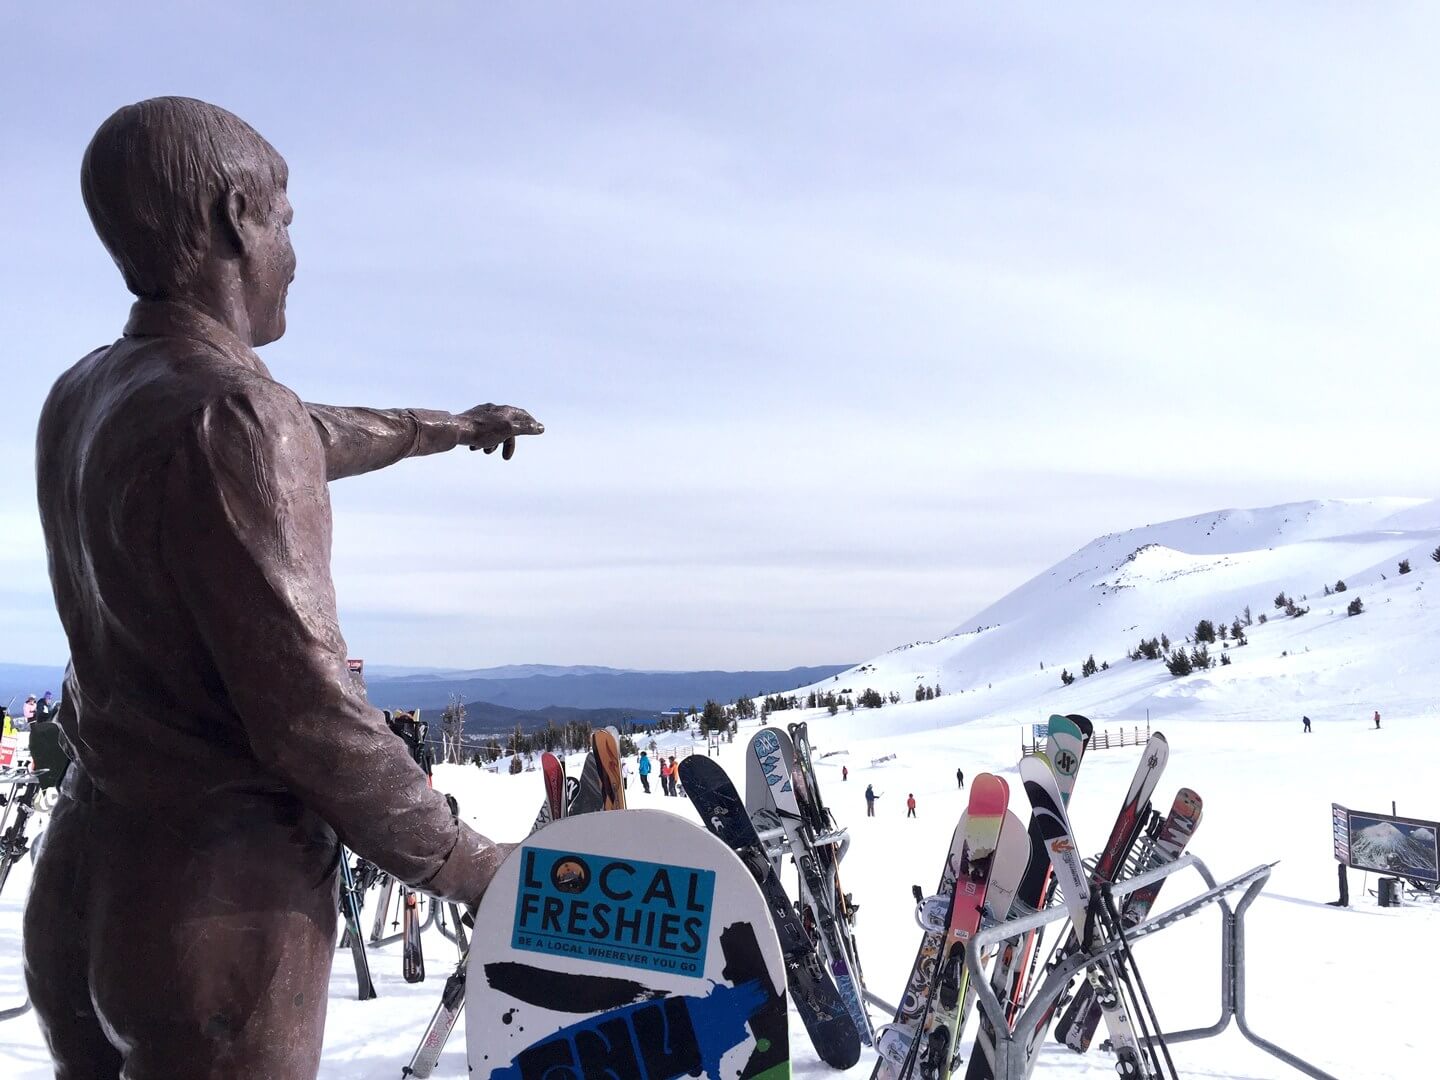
[801,497,1440,726]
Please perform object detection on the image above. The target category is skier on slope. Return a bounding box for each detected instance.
[842,765,848,781]
[1302,715,1312,733]
[1374,710,1381,729]
[906,793,917,818]
[638,750,652,793]
[956,766,964,789]
[865,784,879,817]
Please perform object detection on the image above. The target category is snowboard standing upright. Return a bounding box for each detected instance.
[683,754,863,1069]
[464,810,791,1079]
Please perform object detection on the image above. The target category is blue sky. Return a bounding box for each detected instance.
[2,4,1436,669]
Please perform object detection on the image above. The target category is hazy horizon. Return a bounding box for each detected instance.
[3,5,1437,669]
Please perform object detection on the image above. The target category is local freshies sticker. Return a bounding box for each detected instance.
[512,847,716,975]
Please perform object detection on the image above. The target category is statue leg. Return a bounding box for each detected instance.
[33,790,341,1080]
[24,794,125,1079]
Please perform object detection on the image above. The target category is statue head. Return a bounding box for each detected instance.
[81,97,295,346]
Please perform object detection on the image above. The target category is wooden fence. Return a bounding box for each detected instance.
[1022,720,1152,756]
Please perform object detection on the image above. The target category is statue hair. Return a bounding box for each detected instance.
[81,97,288,299]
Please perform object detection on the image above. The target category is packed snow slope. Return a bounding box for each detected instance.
[805,497,1440,725]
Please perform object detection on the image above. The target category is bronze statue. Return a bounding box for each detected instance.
[26,97,543,1079]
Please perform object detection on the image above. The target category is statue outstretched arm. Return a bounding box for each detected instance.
[161,381,506,903]
[306,402,543,481]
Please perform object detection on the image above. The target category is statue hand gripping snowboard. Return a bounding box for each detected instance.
[466,810,791,1080]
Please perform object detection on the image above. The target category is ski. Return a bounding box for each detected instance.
[912,774,1009,1080]
[1010,732,1168,1078]
[790,722,866,988]
[338,849,377,1000]
[967,714,1091,1080]
[874,816,970,1080]
[402,885,426,983]
[911,811,1028,935]
[681,754,863,1069]
[1019,754,1152,1078]
[402,960,467,1078]
[750,726,874,1047]
[1057,787,1203,1053]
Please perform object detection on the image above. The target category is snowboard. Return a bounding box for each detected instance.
[465,809,790,1080]
[681,754,863,1069]
[568,750,604,815]
[592,728,627,811]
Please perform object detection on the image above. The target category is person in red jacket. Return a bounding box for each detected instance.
[906,793,917,818]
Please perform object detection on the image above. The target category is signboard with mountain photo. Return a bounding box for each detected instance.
[1345,809,1439,884]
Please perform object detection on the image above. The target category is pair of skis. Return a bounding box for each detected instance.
[964,714,1092,1080]
[874,773,1014,1080]
[1053,787,1203,1054]
[1008,730,1183,1079]
[748,725,875,1052]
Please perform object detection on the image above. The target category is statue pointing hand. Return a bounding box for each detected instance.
[27,96,540,1080]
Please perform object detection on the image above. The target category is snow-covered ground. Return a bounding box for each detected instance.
[3,497,1436,1078]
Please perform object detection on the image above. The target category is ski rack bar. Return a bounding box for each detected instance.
[964,854,1341,1080]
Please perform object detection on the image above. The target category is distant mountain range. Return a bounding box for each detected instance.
[0,661,851,734]
[363,665,850,714]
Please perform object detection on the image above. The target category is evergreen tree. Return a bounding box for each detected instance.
[1194,619,1216,643]
[1347,596,1364,616]
[1220,652,1232,666]
[1334,580,1346,593]
[1431,544,1440,563]
[1081,654,1098,677]
[1166,650,1193,677]
[1060,668,1075,686]
[1160,633,1171,651]
[858,687,884,708]
[1399,559,1412,575]
[1243,605,1253,626]
[1274,591,1289,610]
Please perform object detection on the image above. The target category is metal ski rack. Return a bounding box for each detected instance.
[966,854,1341,1080]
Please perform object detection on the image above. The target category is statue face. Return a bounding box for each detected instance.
[247,186,296,346]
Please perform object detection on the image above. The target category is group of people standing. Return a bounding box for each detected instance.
[1,691,58,735]
[636,750,683,796]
